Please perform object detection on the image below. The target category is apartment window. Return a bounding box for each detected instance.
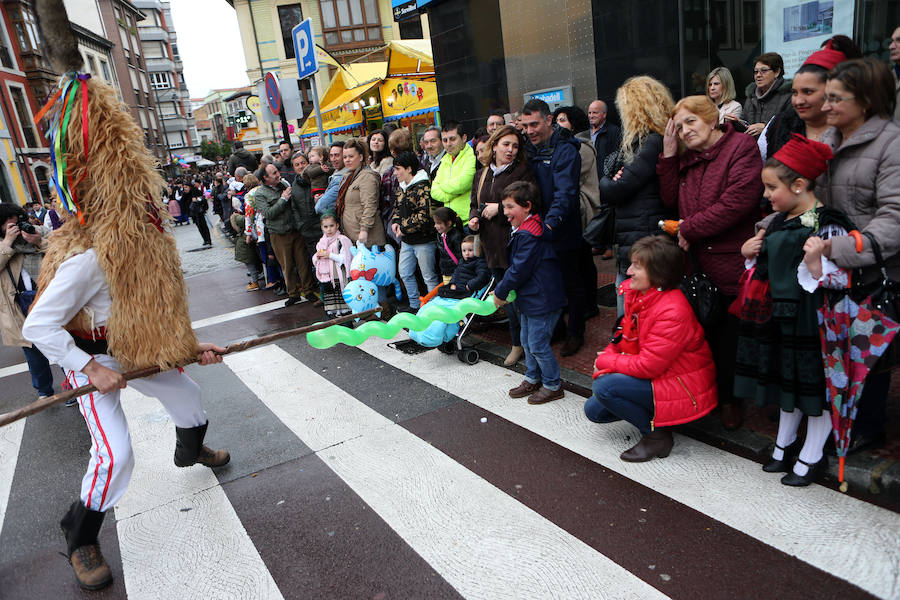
[166,131,185,148]
[10,6,41,54]
[34,166,49,200]
[319,0,382,48]
[398,16,422,40]
[150,72,172,89]
[100,60,111,81]
[139,110,148,128]
[9,86,38,147]
[171,43,180,59]
[278,4,304,59]
[87,55,97,74]
[0,27,14,68]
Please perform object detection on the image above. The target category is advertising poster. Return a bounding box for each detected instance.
[764,0,854,74]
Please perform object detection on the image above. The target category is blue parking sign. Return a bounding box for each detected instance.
[292,18,318,80]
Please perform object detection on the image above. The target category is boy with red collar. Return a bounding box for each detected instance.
[493,181,566,405]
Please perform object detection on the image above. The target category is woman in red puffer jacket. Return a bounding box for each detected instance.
[585,235,717,462]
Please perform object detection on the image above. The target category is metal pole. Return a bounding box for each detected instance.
[309,76,324,142]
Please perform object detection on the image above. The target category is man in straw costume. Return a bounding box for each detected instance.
[20,0,229,590]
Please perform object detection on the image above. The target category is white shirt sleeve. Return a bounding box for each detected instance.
[22,251,107,373]
[797,256,849,292]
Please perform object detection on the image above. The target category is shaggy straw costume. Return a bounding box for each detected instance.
[20,0,229,591]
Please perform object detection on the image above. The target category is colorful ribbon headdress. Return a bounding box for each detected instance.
[34,73,91,225]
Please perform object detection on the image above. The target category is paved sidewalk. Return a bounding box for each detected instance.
[468,255,900,508]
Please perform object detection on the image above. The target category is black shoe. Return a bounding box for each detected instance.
[174,422,230,468]
[781,457,827,487]
[285,296,303,307]
[762,439,801,473]
[273,287,287,297]
[560,335,583,357]
[303,292,320,303]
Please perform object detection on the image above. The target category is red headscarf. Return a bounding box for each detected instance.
[772,133,833,179]
[802,39,847,71]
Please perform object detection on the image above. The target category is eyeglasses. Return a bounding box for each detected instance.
[753,67,773,75]
[822,94,856,105]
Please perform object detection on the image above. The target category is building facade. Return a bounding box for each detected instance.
[417,0,900,134]
[227,0,430,143]
[132,0,198,162]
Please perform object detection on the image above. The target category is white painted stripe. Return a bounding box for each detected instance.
[190,299,286,330]
[357,334,900,600]
[115,388,283,600]
[0,362,28,379]
[226,346,669,600]
[0,300,287,381]
[0,418,25,535]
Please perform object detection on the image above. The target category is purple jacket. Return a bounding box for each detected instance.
[657,124,763,296]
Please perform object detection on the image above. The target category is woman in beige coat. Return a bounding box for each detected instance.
[1,203,55,399]
[337,138,387,248]
[819,58,900,453]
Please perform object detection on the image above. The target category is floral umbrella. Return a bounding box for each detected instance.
[818,293,899,487]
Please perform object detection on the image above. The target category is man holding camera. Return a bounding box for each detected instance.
[0,202,55,400]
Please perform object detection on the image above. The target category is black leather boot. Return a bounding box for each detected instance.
[620,429,674,462]
[60,501,112,590]
[174,421,230,468]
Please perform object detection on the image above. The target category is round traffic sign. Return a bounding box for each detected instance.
[265,72,281,115]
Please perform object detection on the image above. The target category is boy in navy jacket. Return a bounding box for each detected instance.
[493,181,566,405]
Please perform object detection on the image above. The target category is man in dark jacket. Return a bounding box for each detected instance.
[587,100,621,180]
[227,140,259,175]
[522,99,585,356]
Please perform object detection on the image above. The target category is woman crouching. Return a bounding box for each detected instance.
[585,235,717,461]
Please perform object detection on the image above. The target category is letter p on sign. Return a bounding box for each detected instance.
[292,18,319,80]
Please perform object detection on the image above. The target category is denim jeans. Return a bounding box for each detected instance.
[399,241,440,308]
[22,345,54,397]
[584,373,654,434]
[492,267,520,346]
[520,309,562,390]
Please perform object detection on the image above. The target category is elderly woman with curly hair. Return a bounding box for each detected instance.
[599,76,676,315]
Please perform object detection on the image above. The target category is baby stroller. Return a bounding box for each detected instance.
[408,277,495,365]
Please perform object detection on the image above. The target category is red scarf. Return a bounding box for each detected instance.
[335,167,361,219]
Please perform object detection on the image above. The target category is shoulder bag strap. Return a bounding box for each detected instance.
[862,231,890,281]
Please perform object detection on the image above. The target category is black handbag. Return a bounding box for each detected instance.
[858,232,900,371]
[5,263,36,315]
[583,204,615,247]
[679,250,724,330]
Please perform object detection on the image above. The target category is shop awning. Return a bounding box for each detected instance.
[300,62,387,136]
[380,77,438,120]
[385,39,434,77]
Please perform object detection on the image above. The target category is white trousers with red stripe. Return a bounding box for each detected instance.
[66,354,207,513]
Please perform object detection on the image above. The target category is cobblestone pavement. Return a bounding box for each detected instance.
[171,211,236,279]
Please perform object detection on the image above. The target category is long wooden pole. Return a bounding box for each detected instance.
[0,307,380,428]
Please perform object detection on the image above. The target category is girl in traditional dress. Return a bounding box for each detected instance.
[734,134,855,487]
[312,211,353,317]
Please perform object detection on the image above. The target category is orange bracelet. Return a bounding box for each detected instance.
[849,230,863,253]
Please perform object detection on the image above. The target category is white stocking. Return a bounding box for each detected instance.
[794,413,832,476]
[773,409,803,460]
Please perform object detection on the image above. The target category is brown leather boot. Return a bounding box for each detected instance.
[508,380,540,398]
[527,387,565,405]
[620,429,674,462]
[174,422,230,468]
[60,501,112,590]
[70,544,113,590]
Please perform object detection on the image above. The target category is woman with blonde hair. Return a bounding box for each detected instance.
[657,94,763,430]
[706,66,743,124]
[598,75,675,315]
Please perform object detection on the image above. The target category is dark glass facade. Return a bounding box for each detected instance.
[422,0,900,129]
[423,0,509,135]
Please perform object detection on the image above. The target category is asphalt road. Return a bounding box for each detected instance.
[0,215,897,599]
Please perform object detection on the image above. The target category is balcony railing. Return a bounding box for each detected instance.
[138,25,168,41]
[145,57,175,72]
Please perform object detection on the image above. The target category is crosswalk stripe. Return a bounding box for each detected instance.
[115,388,283,600]
[225,345,671,600]
[356,334,900,600]
[0,419,25,535]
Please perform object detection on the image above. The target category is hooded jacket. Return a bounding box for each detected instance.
[393,169,434,245]
[525,126,583,251]
[227,147,259,174]
[494,214,566,316]
[431,143,476,220]
[594,283,717,428]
